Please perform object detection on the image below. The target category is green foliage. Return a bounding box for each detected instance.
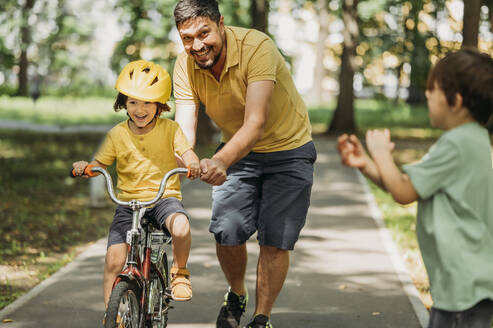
[220,0,251,27]
[309,98,437,135]
[111,0,178,73]
[0,130,115,261]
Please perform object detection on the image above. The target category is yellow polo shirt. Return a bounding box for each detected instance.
[94,118,192,201]
[173,26,312,152]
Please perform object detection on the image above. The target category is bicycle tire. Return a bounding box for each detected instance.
[146,253,170,328]
[105,280,141,328]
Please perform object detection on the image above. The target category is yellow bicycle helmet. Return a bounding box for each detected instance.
[115,60,171,104]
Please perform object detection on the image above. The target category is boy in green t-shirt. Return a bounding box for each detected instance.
[72,60,200,308]
[338,49,493,327]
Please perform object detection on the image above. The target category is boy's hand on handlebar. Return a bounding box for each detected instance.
[72,161,89,178]
[187,162,200,180]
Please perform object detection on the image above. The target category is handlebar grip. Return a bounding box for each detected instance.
[70,164,96,178]
[186,166,191,178]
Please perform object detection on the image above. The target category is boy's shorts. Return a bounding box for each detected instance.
[428,299,493,328]
[210,141,316,250]
[107,197,189,248]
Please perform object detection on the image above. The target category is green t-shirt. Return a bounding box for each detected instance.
[403,122,493,311]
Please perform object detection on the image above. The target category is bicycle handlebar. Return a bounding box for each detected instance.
[70,165,190,208]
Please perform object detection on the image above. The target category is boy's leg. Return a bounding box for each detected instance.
[103,243,127,307]
[104,205,133,308]
[164,212,191,268]
[151,197,192,301]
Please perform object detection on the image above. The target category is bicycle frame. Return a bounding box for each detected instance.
[87,166,188,327]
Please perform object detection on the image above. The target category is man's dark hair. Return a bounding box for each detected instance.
[113,92,170,113]
[426,48,493,125]
[174,0,221,28]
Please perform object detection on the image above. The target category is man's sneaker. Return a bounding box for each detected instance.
[244,314,273,328]
[216,287,248,328]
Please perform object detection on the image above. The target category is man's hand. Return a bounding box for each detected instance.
[337,134,368,169]
[200,158,227,186]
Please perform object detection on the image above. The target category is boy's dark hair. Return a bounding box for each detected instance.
[113,92,170,113]
[174,0,221,28]
[426,48,493,125]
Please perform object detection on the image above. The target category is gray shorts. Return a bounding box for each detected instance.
[210,141,316,250]
[107,197,188,248]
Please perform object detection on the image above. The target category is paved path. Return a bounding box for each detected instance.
[0,136,428,327]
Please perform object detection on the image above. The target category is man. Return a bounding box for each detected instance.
[173,1,316,327]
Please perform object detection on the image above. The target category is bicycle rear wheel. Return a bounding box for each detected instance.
[105,280,140,328]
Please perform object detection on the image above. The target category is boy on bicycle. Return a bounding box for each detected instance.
[338,49,493,327]
[72,60,200,307]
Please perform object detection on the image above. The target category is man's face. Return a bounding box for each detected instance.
[177,16,225,69]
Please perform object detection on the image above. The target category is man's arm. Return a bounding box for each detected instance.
[200,80,274,185]
[174,103,199,147]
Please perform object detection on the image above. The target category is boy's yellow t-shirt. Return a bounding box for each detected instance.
[94,118,192,202]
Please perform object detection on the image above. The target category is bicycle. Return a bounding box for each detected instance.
[72,165,189,328]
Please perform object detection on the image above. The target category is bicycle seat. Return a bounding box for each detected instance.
[141,215,172,239]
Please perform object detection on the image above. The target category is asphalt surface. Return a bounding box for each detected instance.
[0,136,428,327]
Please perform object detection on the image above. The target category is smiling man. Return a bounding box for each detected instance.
[172,1,316,327]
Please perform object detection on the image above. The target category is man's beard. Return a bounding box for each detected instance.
[193,43,224,69]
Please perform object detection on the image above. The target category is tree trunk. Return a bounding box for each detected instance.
[462,0,482,48]
[17,0,35,97]
[250,0,269,33]
[313,0,329,105]
[406,0,429,105]
[327,0,359,134]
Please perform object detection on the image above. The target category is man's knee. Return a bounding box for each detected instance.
[259,245,288,258]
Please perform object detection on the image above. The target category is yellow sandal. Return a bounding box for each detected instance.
[170,267,192,301]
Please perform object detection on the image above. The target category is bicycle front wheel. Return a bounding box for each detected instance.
[105,280,141,328]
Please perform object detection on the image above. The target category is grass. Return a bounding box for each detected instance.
[0,96,173,126]
[309,98,445,139]
[0,129,116,310]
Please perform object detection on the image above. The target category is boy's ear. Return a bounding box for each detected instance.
[451,93,463,113]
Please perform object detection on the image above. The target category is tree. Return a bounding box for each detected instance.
[328,0,360,134]
[250,0,269,32]
[406,0,430,105]
[462,0,482,48]
[111,0,177,73]
[17,0,35,96]
[313,0,329,105]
